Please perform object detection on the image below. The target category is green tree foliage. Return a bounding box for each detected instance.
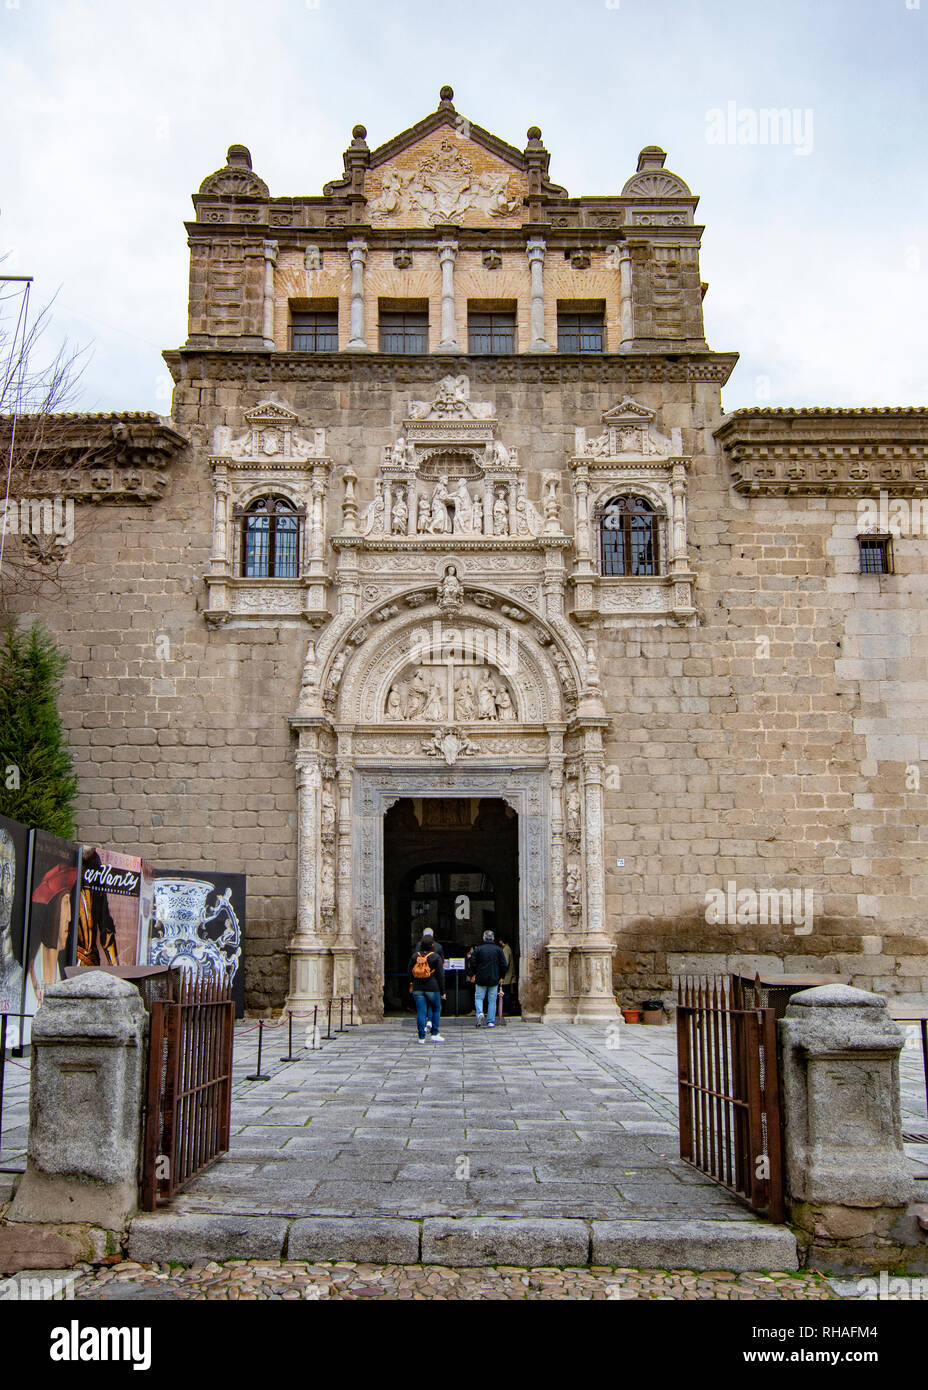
[0,620,77,837]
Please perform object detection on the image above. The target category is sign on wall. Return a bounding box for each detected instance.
[150,870,245,1017]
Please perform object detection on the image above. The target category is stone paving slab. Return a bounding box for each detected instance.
[591,1219,800,1271]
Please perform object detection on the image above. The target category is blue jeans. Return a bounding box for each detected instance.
[474,984,498,1021]
[414,990,441,1039]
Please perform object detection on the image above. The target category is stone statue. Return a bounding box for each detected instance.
[454,672,476,721]
[566,785,581,835]
[495,685,515,721]
[386,686,403,720]
[492,490,509,535]
[391,436,408,466]
[452,479,475,534]
[391,489,408,535]
[437,563,464,612]
[404,669,429,719]
[416,493,431,533]
[429,476,452,534]
[566,863,582,911]
[422,679,445,722]
[321,783,337,835]
[477,671,499,721]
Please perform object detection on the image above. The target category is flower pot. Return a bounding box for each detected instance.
[642,1008,663,1025]
[621,1007,642,1024]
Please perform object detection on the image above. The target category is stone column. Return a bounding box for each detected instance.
[345,239,370,351]
[8,974,147,1230]
[331,744,358,1012]
[779,985,915,1270]
[262,240,278,348]
[543,733,573,1021]
[285,743,331,1016]
[436,239,459,351]
[526,237,551,351]
[617,242,634,347]
[574,724,619,1020]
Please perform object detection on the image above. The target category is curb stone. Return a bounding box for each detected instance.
[127,1214,289,1264]
[288,1218,420,1263]
[590,1220,799,1271]
[421,1218,589,1267]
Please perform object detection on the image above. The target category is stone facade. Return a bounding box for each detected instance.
[6,88,928,1017]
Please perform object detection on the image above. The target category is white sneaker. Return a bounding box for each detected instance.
[476,1013,485,1027]
[417,1037,426,1044]
[425,1020,432,1035]
[487,1021,495,1028]
[431,1033,445,1042]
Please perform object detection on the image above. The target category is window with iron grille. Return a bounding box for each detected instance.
[857,535,893,574]
[291,311,338,351]
[468,311,516,354]
[557,311,604,353]
[379,311,429,353]
[241,497,301,578]
[601,496,661,577]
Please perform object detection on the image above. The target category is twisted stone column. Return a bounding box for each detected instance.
[526,238,551,351]
[346,239,369,351]
[437,239,459,351]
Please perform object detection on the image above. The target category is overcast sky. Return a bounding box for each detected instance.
[2,0,926,414]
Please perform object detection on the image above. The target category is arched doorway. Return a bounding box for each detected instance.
[383,798,518,1016]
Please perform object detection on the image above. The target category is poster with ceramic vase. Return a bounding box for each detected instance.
[78,848,155,969]
[22,829,82,1045]
[150,870,245,1017]
[0,814,32,1048]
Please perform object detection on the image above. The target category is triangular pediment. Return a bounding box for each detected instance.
[602,399,656,425]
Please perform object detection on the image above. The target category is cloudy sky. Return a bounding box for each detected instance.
[2,0,926,414]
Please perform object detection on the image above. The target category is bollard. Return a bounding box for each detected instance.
[8,975,147,1228]
[325,1001,333,1041]
[336,997,346,1034]
[280,1010,296,1062]
[349,994,355,1027]
[245,1019,270,1081]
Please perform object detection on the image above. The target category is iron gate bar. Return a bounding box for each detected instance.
[141,974,234,1210]
[676,976,785,1222]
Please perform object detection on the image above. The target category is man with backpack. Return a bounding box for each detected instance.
[469,930,507,1029]
[408,936,446,1042]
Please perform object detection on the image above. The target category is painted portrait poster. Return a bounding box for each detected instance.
[78,848,154,969]
[0,814,31,1045]
[22,829,81,1040]
[150,870,245,1017]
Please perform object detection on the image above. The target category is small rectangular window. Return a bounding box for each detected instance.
[379,311,429,353]
[858,536,893,574]
[557,308,604,353]
[468,311,516,354]
[291,310,338,352]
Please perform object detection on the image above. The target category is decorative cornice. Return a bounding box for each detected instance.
[716,409,928,496]
[165,349,739,387]
[0,412,188,503]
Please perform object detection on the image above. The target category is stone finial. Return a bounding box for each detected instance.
[439,85,455,106]
[226,144,252,169]
[351,124,368,146]
[637,145,667,171]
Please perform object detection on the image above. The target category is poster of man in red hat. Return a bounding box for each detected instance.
[21,829,81,1039]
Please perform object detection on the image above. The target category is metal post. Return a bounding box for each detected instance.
[349,995,355,1027]
[280,1010,295,1062]
[245,1019,270,1081]
[336,997,346,1033]
[325,1001,333,1041]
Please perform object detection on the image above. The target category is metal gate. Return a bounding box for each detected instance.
[675,976,785,1221]
[141,975,235,1210]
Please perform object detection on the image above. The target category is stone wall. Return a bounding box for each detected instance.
[9,361,928,1011]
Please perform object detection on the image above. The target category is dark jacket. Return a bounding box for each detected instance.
[421,937,444,958]
[470,942,507,987]
[408,948,444,993]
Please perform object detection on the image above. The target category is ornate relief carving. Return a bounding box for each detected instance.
[422,728,478,764]
[367,141,524,226]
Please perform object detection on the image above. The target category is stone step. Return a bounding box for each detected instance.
[126,1212,798,1271]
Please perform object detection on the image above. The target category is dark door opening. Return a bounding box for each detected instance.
[383,797,519,1017]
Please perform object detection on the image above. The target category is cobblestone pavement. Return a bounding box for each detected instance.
[66,1258,840,1301]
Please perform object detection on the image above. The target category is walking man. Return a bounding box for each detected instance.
[409,935,446,1042]
[470,929,507,1029]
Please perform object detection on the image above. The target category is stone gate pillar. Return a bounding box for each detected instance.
[9,974,147,1230]
[780,984,915,1269]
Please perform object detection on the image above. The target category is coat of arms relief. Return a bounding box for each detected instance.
[367,141,524,225]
